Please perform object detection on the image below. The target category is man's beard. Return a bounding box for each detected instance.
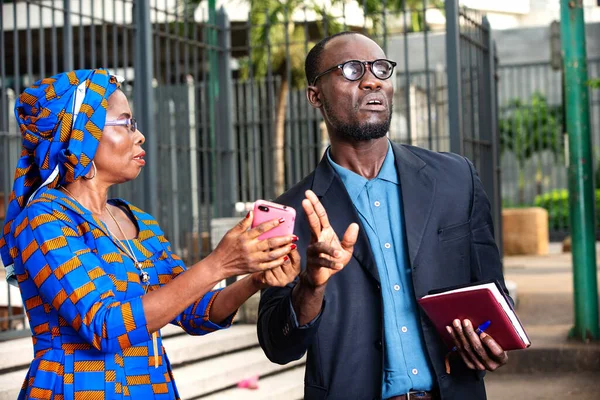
[324,101,393,141]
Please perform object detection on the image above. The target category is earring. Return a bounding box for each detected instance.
[83,161,97,180]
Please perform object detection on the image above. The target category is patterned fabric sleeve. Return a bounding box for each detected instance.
[13,201,152,353]
[157,241,236,335]
[126,203,236,335]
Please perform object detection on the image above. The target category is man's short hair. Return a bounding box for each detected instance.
[305,31,366,85]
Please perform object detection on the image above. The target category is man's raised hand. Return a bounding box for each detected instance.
[301,190,359,287]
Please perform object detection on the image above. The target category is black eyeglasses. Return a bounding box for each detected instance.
[105,117,137,132]
[311,59,397,86]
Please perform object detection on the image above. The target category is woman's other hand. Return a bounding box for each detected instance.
[251,248,301,289]
[209,211,296,280]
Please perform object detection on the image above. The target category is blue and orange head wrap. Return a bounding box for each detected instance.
[0,69,121,282]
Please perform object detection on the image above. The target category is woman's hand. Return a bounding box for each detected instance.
[251,248,301,289]
[209,211,296,280]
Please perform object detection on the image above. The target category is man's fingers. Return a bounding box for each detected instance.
[305,190,331,230]
[341,223,359,250]
[480,333,508,365]
[446,325,477,370]
[302,198,322,238]
[462,320,496,370]
[307,255,344,270]
[307,242,340,259]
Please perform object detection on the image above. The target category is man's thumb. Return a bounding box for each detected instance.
[341,223,359,249]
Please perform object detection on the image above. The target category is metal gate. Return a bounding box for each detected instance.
[445,0,502,253]
[0,0,500,339]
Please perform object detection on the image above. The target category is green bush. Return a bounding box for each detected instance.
[534,189,600,231]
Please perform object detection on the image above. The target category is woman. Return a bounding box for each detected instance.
[0,69,300,399]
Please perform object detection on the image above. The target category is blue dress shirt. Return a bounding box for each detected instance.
[327,142,435,398]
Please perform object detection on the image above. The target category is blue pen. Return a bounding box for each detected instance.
[451,320,491,352]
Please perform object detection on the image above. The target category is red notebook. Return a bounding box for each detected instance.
[418,281,531,351]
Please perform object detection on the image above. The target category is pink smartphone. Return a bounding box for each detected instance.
[251,200,296,241]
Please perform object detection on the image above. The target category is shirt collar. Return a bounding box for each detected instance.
[327,140,398,203]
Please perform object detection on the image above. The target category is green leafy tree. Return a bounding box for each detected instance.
[240,0,343,195]
[499,92,564,204]
[361,0,444,33]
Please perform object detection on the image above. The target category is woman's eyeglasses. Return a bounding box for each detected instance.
[312,59,397,86]
[105,117,137,133]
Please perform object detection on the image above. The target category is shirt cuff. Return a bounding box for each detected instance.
[288,296,323,329]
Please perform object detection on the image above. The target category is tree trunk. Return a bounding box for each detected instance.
[274,78,289,197]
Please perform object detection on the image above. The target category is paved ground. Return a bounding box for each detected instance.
[486,372,600,400]
[483,242,600,399]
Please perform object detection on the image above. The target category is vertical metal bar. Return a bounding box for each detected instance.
[40,1,46,77]
[112,0,118,74]
[480,17,498,250]
[0,3,6,135]
[26,1,33,80]
[284,3,293,192]
[51,0,58,75]
[63,0,74,71]
[422,0,433,149]
[79,0,84,69]
[402,0,412,145]
[208,0,219,215]
[381,0,387,53]
[216,8,237,217]
[303,5,315,168]
[134,0,157,216]
[468,19,476,165]
[101,0,107,67]
[90,0,96,68]
[265,7,275,199]
[445,0,463,155]
[560,0,599,341]
[246,12,259,201]
[13,0,20,95]
[122,0,128,82]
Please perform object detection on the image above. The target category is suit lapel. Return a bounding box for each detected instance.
[311,154,381,283]
[392,143,437,267]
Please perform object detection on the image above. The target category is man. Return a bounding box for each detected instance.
[257,32,509,400]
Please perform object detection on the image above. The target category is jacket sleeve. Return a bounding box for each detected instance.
[257,280,325,364]
[14,202,152,353]
[465,158,513,306]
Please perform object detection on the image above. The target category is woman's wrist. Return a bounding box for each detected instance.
[248,272,267,291]
[193,252,228,287]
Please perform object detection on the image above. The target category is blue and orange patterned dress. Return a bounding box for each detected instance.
[6,187,232,399]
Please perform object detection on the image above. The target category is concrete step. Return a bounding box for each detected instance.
[202,365,305,400]
[165,324,257,366]
[495,324,600,374]
[174,347,305,400]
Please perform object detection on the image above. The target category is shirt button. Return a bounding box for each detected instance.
[374,201,381,207]
[393,284,400,291]
[412,368,418,375]
[401,326,408,333]
[384,243,391,249]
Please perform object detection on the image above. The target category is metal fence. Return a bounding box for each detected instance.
[497,58,600,240]
[0,0,498,338]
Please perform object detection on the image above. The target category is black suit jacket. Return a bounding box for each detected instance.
[257,142,509,400]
